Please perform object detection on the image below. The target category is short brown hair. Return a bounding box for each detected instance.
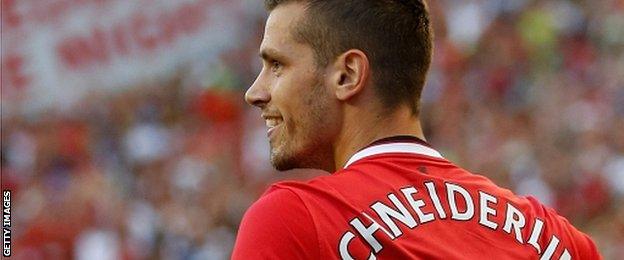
[265,0,433,115]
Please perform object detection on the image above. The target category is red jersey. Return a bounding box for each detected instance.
[232,136,600,259]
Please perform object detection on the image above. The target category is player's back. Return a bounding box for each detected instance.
[232,137,600,259]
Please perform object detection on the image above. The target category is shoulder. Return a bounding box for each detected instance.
[238,185,314,232]
[232,184,320,260]
[522,196,602,259]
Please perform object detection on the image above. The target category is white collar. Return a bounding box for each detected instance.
[343,142,444,169]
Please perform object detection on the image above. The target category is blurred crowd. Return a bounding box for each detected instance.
[2,0,623,259]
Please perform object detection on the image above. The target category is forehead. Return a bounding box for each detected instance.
[261,3,308,54]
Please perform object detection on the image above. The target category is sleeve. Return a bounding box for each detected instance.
[527,196,602,259]
[232,187,320,260]
[553,212,601,260]
[576,233,601,260]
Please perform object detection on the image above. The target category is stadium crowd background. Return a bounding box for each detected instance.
[2,0,623,259]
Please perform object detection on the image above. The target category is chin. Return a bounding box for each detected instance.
[270,147,332,172]
[270,152,303,171]
[269,127,334,172]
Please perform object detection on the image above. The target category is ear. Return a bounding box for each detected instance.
[329,49,370,101]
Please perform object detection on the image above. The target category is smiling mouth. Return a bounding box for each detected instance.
[264,117,283,137]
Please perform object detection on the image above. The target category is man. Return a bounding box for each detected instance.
[233,0,600,259]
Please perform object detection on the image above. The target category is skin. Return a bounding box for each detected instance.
[245,2,426,173]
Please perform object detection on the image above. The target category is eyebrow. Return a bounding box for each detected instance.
[259,48,285,61]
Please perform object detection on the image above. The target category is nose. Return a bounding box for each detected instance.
[245,73,271,108]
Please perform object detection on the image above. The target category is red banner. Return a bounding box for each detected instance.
[1,0,247,114]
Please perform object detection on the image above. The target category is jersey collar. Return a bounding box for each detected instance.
[343,136,444,169]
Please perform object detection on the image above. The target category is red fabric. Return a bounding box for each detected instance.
[233,151,600,259]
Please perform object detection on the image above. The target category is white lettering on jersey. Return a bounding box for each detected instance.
[339,231,356,260]
[339,231,377,260]
[528,219,545,254]
[350,213,393,253]
[371,194,417,237]
[424,182,447,219]
[559,249,571,260]
[503,203,527,243]
[401,187,435,224]
[336,182,571,259]
[446,183,475,221]
[540,235,560,260]
[478,191,498,230]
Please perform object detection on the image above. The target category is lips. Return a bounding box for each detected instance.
[265,117,282,128]
[262,115,283,137]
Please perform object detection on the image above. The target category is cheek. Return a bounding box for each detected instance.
[274,66,328,135]
[301,84,333,133]
[283,99,307,138]
[272,82,298,126]
[273,75,313,123]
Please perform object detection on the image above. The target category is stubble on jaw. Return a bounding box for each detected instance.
[270,73,333,171]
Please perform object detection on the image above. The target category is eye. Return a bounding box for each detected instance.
[270,60,282,72]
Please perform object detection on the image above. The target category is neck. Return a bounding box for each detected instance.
[332,107,425,172]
